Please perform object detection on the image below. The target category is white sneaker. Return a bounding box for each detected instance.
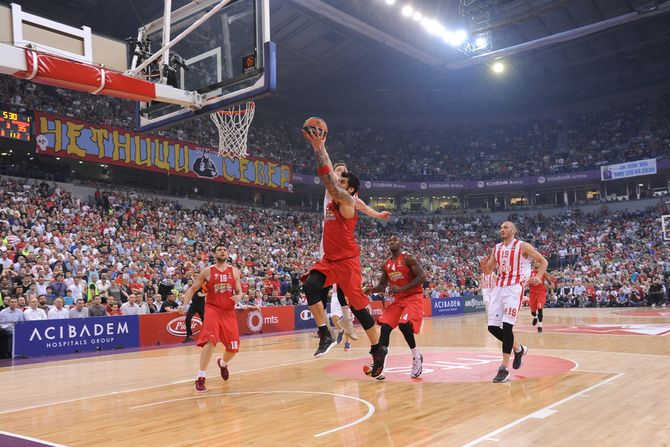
[411,354,423,378]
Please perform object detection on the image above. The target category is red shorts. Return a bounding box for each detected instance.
[378,294,423,333]
[197,307,240,352]
[302,257,369,310]
[529,290,546,312]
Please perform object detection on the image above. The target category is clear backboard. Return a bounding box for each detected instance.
[131,0,275,132]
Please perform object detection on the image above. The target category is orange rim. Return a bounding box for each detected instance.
[215,101,255,116]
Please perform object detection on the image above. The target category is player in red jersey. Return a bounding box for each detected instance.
[181,242,243,393]
[301,126,387,378]
[365,235,426,379]
[528,260,555,333]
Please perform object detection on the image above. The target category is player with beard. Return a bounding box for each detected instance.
[181,243,243,392]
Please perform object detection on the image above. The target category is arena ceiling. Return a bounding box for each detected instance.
[7,0,670,116]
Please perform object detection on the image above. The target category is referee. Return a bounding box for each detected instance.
[183,284,206,343]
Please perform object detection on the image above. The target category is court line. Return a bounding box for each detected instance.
[0,357,321,415]
[0,430,68,447]
[461,372,625,447]
[128,390,375,438]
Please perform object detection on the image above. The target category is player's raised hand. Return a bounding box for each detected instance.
[302,127,326,152]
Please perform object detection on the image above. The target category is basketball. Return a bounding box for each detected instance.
[302,116,328,140]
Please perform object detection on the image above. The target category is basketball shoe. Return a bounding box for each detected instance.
[411,354,423,378]
[217,357,230,380]
[363,364,385,380]
[314,329,336,358]
[344,341,351,351]
[532,317,538,326]
[512,345,528,370]
[369,345,388,378]
[195,377,207,392]
[537,326,543,333]
[492,366,510,383]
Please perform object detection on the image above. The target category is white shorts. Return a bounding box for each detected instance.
[329,284,343,318]
[487,283,524,327]
[482,288,492,305]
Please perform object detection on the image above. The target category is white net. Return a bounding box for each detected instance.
[210,101,256,158]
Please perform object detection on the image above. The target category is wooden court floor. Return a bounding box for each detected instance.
[1,307,669,447]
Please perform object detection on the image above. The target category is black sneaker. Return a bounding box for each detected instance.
[183,336,193,343]
[369,346,388,378]
[532,317,538,326]
[538,327,543,333]
[492,366,510,383]
[314,331,336,358]
[512,345,527,370]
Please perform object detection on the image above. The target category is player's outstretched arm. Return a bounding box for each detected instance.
[180,269,208,311]
[231,267,244,303]
[303,128,355,213]
[355,197,391,220]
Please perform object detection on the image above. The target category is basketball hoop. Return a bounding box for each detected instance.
[210,101,255,158]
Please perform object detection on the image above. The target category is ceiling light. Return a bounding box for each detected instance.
[401,5,413,16]
[475,35,487,49]
[412,11,422,21]
[492,61,505,73]
[385,0,396,5]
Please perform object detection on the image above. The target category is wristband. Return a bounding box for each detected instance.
[317,165,331,176]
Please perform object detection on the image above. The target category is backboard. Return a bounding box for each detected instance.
[132,0,275,132]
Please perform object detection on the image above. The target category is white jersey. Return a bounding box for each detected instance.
[494,239,532,287]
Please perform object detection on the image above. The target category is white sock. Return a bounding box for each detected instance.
[411,347,420,359]
[219,359,228,367]
[514,346,523,353]
[197,370,206,378]
[342,306,352,320]
[538,321,543,327]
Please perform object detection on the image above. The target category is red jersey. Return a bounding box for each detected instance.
[528,269,548,294]
[206,265,236,311]
[384,253,423,299]
[322,200,359,261]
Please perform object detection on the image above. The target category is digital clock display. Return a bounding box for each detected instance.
[0,110,32,142]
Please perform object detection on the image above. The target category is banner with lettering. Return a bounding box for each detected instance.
[13,315,140,357]
[33,111,292,191]
[600,158,657,181]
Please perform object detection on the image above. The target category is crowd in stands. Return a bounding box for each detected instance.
[2,75,670,181]
[0,176,667,329]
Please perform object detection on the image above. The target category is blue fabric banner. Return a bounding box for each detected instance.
[14,316,140,357]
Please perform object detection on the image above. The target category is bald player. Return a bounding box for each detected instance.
[481,221,548,383]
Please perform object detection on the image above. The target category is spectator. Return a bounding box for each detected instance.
[69,299,89,318]
[88,295,108,317]
[160,293,180,313]
[0,297,25,358]
[23,297,47,320]
[120,294,141,316]
[47,298,68,319]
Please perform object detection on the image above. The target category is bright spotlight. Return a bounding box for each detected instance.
[453,29,467,44]
[401,5,413,16]
[492,61,505,73]
[385,0,396,5]
[412,11,422,21]
[475,35,487,49]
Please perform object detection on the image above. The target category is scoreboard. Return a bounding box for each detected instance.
[0,110,32,142]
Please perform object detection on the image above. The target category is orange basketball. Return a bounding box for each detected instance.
[302,116,328,139]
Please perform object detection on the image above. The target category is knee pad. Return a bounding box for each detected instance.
[502,322,514,354]
[351,307,375,330]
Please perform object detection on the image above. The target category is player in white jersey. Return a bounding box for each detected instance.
[481,221,548,383]
[321,162,391,347]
